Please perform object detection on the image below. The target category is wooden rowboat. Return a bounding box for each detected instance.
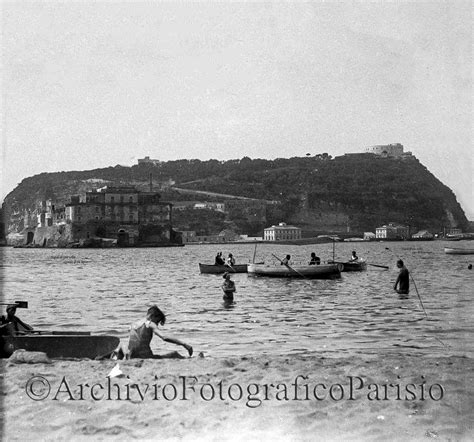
[0,331,120,359]
[444,247,474,255]
[199,263,249,274]
[247,263,341,279]
[328,259,367,272]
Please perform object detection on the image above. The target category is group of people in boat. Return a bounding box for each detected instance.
[280,250,360,266]
[214,251,236,267]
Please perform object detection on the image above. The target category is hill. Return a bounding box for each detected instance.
[1,154,468,237]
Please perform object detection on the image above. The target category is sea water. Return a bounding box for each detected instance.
[1,241,472,358]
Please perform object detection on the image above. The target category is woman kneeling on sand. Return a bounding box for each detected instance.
[115,305,193,359]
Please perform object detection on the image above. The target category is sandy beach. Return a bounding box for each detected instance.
[1,351,472,441]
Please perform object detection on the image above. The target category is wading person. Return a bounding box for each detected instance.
[124,305,193,359]
[393,259,410,295]
[222,272,236,302]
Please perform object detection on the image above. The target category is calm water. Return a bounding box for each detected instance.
[1,241,473,358]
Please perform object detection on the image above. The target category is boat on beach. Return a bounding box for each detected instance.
[0,331,120,359]
[444,247,474,255]
[247,263,342,279]
[199,263,249,274]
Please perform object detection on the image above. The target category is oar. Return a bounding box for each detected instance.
[252,243,257,263]
[271,253,308,279]
[368,263,389,269]
[225,263,236,273]
[410,274,428,319]
[15,330,92,336]
[0,301,28,308]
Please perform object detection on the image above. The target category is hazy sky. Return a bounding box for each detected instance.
[2,2,472,218]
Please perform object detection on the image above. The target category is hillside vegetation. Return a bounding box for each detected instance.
[2,154,468,236]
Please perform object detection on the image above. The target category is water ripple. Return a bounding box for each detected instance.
[2,241,473,358]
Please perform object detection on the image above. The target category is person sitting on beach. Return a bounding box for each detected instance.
[393,259,410,295]
[125,305,193,359]
[349,251,359,262]
[226,253,236,267]
[281,255,291,265]
[215,252,225,266]
[0,305,33,336]
[309,252,321,265]
[222,272,236,301]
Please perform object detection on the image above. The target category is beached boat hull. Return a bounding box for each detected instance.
[247,263,341,279]
[0,333,120,359]
[199,263,248,274]
[444,247,474,255]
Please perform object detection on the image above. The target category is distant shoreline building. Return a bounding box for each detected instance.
[264,222,302,241]
[65,186,175,246]
[13,186,179,247]
[376,223,409,240]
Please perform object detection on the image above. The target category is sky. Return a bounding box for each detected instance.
[1,2,472,219]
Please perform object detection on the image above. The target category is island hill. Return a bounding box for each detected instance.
[1,146,469,247]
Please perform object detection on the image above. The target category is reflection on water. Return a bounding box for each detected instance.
[1,241,473,358]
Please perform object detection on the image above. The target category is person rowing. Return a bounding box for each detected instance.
[309,252,321,265]
[349,251,359,262]
[393,259,410,295]
[226,253,236,267]
[0,304,33,336]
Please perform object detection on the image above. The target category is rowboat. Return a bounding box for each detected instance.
[444,247,474,255]
[247,263,342,279]
[328,259,367,272]
[0,331,120,359]
[199,263,249,274]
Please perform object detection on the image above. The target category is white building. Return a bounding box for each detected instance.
[411,230,433,239]
[264,222,302,241]
[365,143,404,157]
[376,223,409,239]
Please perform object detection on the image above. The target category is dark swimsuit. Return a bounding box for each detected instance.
[128,321,154,358]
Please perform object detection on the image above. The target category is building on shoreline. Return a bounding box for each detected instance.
[264,222,302,241]
[64,186,176,246]
[11,186,180,247]
[375,223,409,240]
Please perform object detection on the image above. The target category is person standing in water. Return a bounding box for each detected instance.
[393,259,410,295]
[222,272,236,302]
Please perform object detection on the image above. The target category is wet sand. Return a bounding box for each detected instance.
[1,352,472,441]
